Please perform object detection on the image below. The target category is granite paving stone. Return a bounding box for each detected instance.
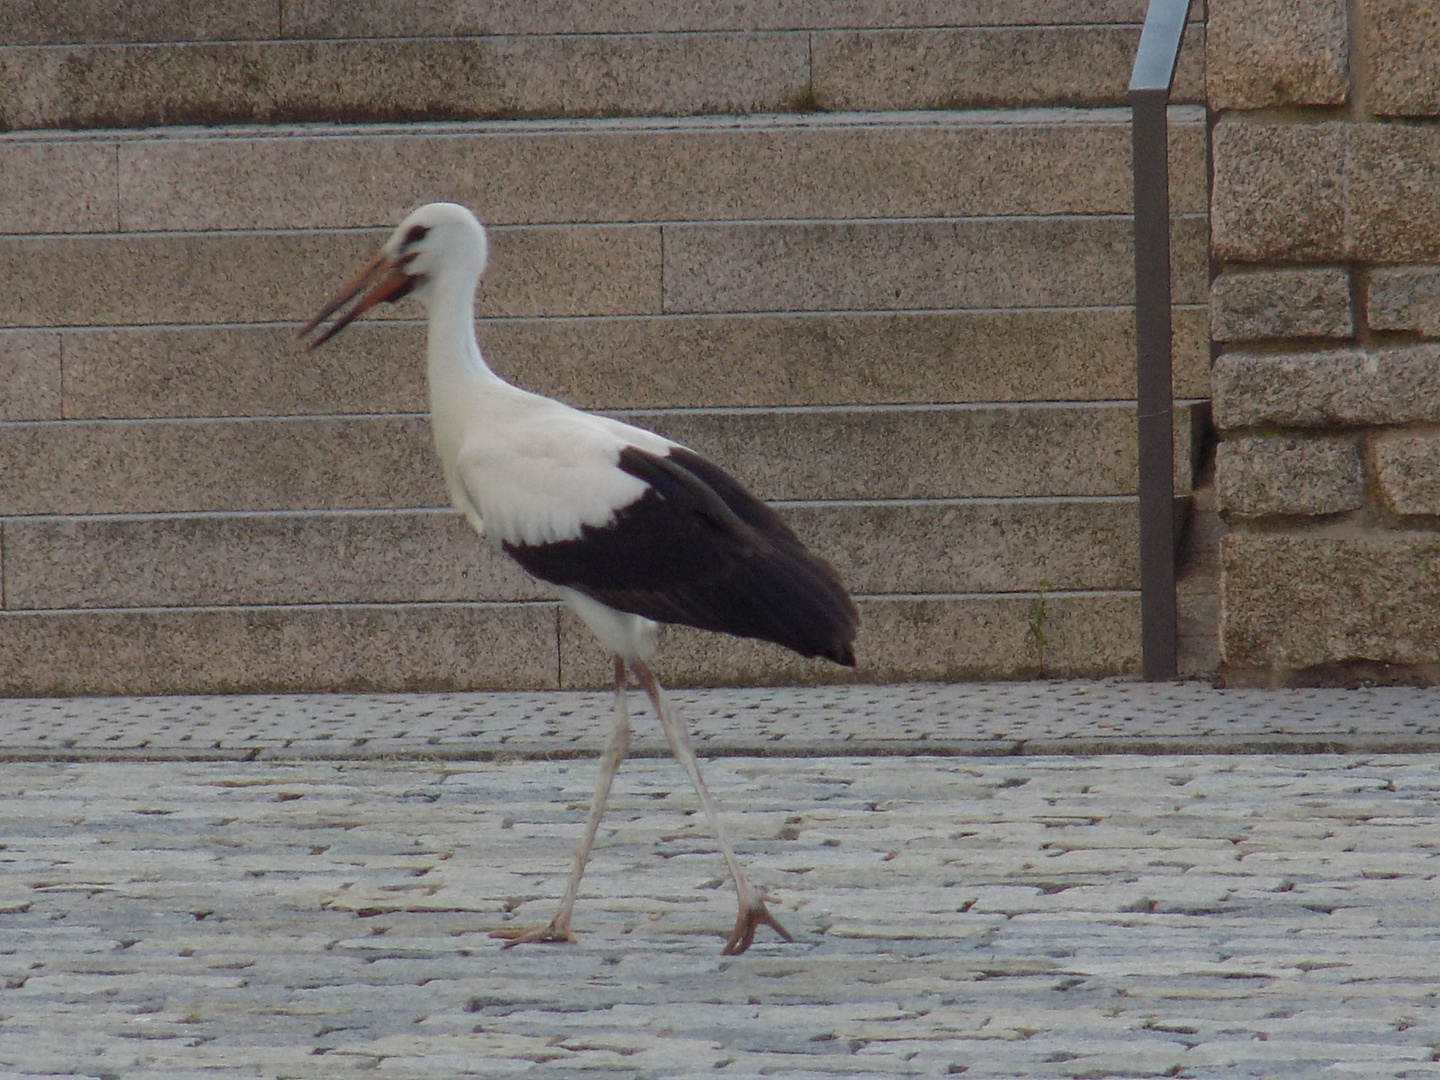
[2,686,1440,1080]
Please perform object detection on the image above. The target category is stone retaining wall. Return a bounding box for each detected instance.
[1209,0,1440,684]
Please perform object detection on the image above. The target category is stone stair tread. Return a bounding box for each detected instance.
[0,592,1142,696]
[2,498,1144,611]
[0,5,1214,689]
[16,308,1209,421]
[0,404,1202,515]
[0,25,1202,131]
[5,1,1166,48]
[1,107,1207,235]
[1,218,1208,325]
[287,2,1165,39]
[0,104,1208,141]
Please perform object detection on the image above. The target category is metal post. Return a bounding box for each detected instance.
[1128,0,1191,681]
[1131,90,1177,680]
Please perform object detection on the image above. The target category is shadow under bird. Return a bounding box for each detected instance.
[300,202,859,954]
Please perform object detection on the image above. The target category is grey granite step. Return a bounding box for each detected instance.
[4,0,1160,45]
[2,109,1207,234]
[0,591,1149,696]
[9,307,1210,423]
[0,215,1208,327]
[2,498,1142,610]
[0,403,1203,515]
[0,27,1202,130]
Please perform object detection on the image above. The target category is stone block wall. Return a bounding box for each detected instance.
[1210,0,1440,683]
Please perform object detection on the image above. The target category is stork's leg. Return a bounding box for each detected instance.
[492,655,631,946]
[631,660,794,955]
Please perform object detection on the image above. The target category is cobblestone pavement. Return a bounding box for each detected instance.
[3,683,1440,1078]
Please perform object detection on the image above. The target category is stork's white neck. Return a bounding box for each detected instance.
[424,275,499,390]
[421,273,510,533]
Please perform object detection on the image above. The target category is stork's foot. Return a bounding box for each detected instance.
[723,900,795,955]
[490,918,578,948]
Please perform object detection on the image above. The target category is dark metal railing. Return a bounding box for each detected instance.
[1129,0,1193,681]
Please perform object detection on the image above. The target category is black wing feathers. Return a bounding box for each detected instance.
[503,446,858,666]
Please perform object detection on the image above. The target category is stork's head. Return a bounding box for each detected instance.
[299,202,488,349]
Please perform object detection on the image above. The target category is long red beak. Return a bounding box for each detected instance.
[298,248,418,349]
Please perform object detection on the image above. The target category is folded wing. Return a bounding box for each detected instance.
[503,445,859,666]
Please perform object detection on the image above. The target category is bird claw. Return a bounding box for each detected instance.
[490,920,578,948]
[722,900,795,955]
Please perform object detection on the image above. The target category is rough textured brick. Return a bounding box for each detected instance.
[1214,123,1440,263]
[1214,346,1440,429]
[1206,0,1349,109]
[1348,126,1440,262]
[1374,433,1440,515]
[1215,436,1364,516]
[1368,266,1440,336]
[1361,0,1440,116]
[1210,268,1352,342]
[1222,533,1440,671]
[1211,122,1347,262]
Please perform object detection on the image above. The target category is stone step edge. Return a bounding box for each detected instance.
[0,106,1210,143]
[2,303,1212,330]
[8,732,1437,763]
[0,591,1140,616]
[4,18,1198,46]
[5,675,1440,762]
[1,398,1212,426]
[0,593,1146,694]
[0,494,1142,522]
[4,212,1211,241]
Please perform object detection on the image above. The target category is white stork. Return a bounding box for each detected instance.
[300,202,858,954]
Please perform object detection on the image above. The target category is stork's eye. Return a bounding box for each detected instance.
[403,224,430,247]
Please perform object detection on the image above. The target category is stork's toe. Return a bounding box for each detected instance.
[490,919,578,948]
[722,900,795,955]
